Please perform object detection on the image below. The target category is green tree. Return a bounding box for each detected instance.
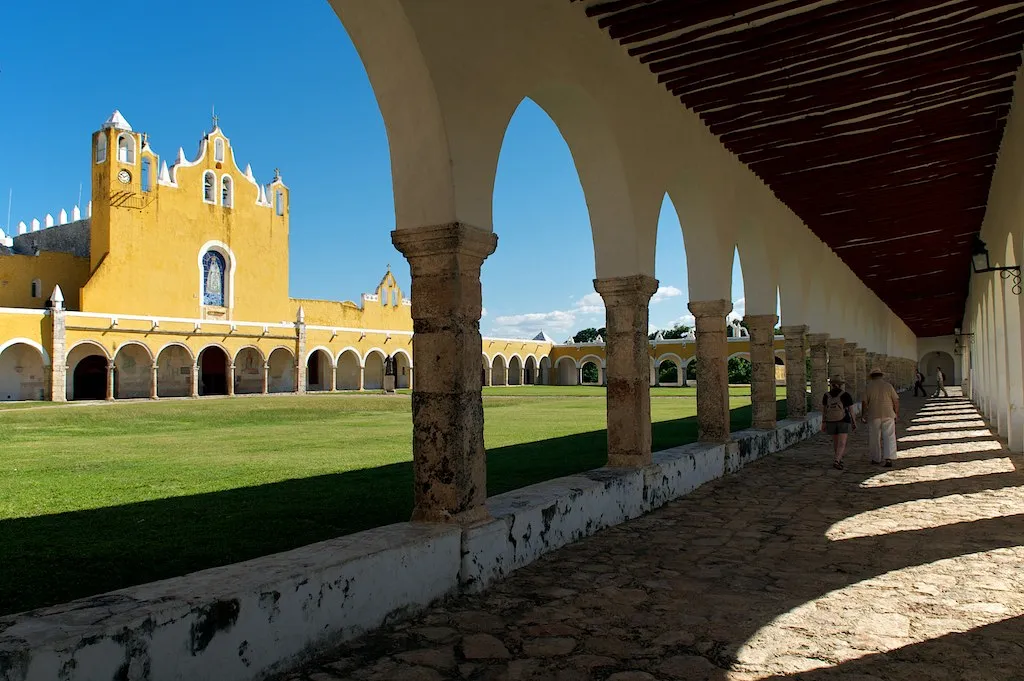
[728,357,752,384]
[658,361,678,384]
[649,323,691,340]
[581,362,600,384]
[686,358,698,381]
[573,327,606,343]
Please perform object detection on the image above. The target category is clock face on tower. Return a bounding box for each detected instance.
[117,169,131,184]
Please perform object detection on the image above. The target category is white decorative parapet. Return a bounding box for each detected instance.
[0,415,824,681]
[0,228,11,248]
[362,293,379,303]
[10,206,87,238]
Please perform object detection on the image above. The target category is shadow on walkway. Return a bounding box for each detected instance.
[287,392,1024,680]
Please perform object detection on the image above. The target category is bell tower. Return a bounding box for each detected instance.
[90,110,144,271]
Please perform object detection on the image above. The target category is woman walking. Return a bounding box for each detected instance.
[822,376,856,469]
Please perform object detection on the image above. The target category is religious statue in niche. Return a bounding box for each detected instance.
[202,251,226,307]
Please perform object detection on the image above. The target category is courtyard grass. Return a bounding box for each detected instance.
[0,392,783,614]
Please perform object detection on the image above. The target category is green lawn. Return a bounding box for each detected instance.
[0,392,784,614]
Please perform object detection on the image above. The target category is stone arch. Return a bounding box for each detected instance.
[155,343,194,398]
[391,349,413,389]
[267,347,296,393]
[67,340,110,401]
[580,356,602,386]
[306,347,334,392]
[114,342,154,399]
[538,356,552,385]
[517,83,653,277]
[198,345,230,396]
[524,355,537,385]
[507,355,523,386]
[363,349,386,391]
[234,346,265,395]
[0,341,47,401]
[1003,233,1024,448]
[491,354,508,386]
[655,352,684,387]
[336,348,362,390]
[555,356,578,386]
[920,351,956,390]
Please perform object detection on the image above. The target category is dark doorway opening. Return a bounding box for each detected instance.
[73,356,107,400]
[199,347,228,396]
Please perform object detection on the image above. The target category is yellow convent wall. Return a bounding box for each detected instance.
[0,252,89,310]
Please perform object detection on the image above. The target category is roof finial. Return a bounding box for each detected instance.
[212,105,219,130]
[273,167,281,181]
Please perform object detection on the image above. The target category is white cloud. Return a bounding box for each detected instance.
[727,297,746,322]
[574,292,604,314]
[651,285,683,304]
[481,307,487,317]
[490,310,577,338]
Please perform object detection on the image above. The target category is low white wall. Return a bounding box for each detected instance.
[0,413,823,681]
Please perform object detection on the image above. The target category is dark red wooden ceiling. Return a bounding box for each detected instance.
[575,0,1024,336]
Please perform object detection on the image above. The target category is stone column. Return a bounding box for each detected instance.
[808,333,830,411]
[689,299,732,442]
[295,307,307,394]
[150,364,158,399]
[577,367,583,386]
[191,364,200,398]
[261,364,269,394]
[329,364,338,392]
[358,366,365,391]
[227,364,236,397]
[746,314,778,430]
[106,362,115,401]
[483,366,492,387]
[781,325,808,419]
[48,292,67,402]
[854,349,867,403]
[595,275,659,467]
[392,222,497,524]
[408,368,414,391]
[827,337,846,385]
[844,342,858,399]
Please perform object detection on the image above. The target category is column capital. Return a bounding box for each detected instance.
[744,314,778,331]
[392,222,497,265]
[807,332,830,345]
[780,324,809,338]
[593,274,659,306]
[688,299,732,318]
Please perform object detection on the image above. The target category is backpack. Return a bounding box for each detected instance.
[824,392,847,422]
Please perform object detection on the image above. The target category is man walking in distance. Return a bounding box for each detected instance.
[822,376,856,470]
[862,367,900,467]
[934,367,950,398]
[913,369,926,397]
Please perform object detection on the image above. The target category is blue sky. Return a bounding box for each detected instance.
[0,0,748,338]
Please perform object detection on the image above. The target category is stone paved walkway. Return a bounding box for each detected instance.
[281,393,1024,680]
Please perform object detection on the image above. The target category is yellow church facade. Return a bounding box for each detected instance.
[0,112,782,402]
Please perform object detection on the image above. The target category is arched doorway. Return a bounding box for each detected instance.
[114,343,153,399]
[524,356,537,385]
[68,342,109,401]
[538,356,551,385]
[306,349,333,391]
[364,351,385,390]
[267,348,295,393]
[656,355,683,387]
[921,351,955,388]
[508,356,522,386]
[581,360,601,385]
[336,350,361,390]
[234,347,264,394]
[394,351,412,389]
[491,355,507,386]
[156,344,193,397]
[0,341,47,401]
[555,357,577,385]
[73,356,107,400]
[198,346,229,396]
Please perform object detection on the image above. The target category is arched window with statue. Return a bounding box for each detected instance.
[202,250,227,307]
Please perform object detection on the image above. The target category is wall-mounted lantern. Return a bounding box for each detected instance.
[972,236,1021,295]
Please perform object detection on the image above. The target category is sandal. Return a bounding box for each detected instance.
[833,460,844,470]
